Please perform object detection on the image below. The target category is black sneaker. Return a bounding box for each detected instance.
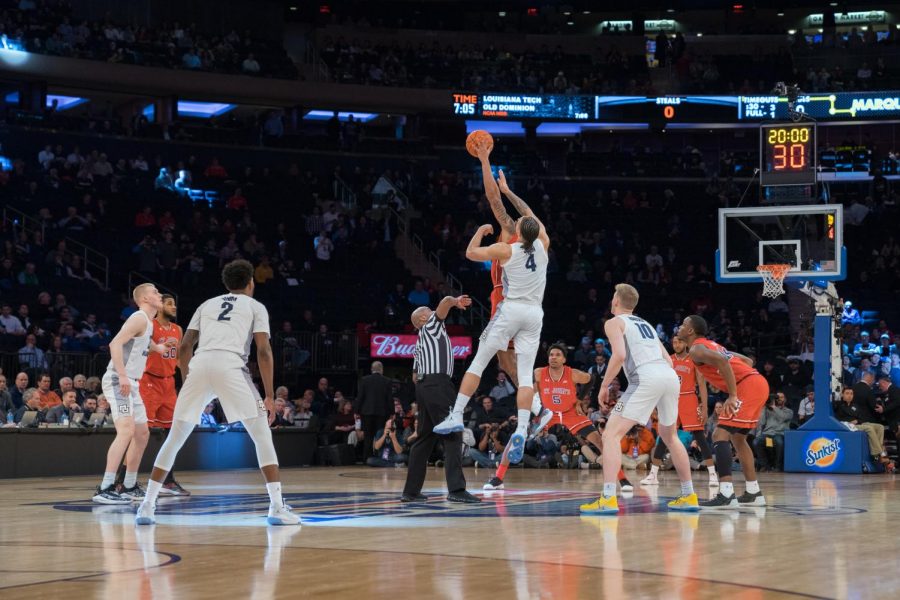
[119,483,146,501]
[400,493,428,503]
[699,492,738,509]
[736,490,766,506]
[483,476,505,490]
[619,477,634,492]
[92,485,131,505]
[447,490,482,504]
[160,480,191,497]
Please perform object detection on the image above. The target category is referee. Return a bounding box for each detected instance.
[401,295,481,504]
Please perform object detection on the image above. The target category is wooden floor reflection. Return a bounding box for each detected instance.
[0,467,896,599]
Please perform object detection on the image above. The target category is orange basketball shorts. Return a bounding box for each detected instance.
[718,374,770,430]
[140,374,177,429]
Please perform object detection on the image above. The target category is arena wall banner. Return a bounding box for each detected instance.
[370,334,473,359]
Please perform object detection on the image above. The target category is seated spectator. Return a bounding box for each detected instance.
[332,399,356,442]
[524,428,560,468]
[798,388,816,424]
[17,262,39,287]
[312,377,334,417]
[854,331,878,360]
[73,373,87,404]
[407,280,430,307]
[154,168,175,192]
[0,304,26,337]
[174,170,191,195]
[292,392,318,431]
[81,395,99,420]
[19,334,48,371]
[875,377,900,437]
[204,158,228,179]
[753,393,793,471]
[35,373,62,409]
[199,401,218,427]
[242,53,261,73]
[227,187,248,211]
[468,419,510,468]
[367,417,407,467]
[620,424,655,470]
[573,337,595,370]
[10,372,29,410]
[489,371,516,411]
[13,388,43,424]
[834,387,894,472]
[270,397,293,428]
[135,206,157,229]
[0,374,12,416]
[55,376,73,399]
[46,390,81,424]
[473,396,504,439]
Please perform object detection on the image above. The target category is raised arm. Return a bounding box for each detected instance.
[475,143,516,237]
[571,368,593,385]
[435,295,472,321]
[497,169,534,218]
[466,224,512,263]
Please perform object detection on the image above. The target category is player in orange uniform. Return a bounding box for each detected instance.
[678,315,769,508]
[140,294,189,496]
[483,343,632,491]
[640,336,718,487]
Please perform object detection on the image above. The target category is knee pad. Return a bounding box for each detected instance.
[713,440,733,477]
[465,344,495,378]
[244,415,279,468]
[653,440,669,461]
[153,419,194,472]
[516,352,537,389]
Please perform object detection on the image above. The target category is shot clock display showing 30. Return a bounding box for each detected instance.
[760,123,817,187]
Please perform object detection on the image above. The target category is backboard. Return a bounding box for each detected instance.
[717,204,845,283]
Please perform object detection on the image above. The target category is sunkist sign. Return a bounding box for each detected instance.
[805,437,841,469]
[370,334,473,359]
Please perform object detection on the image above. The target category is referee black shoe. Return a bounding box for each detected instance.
[447,490,482,504]
[400,493,429,503]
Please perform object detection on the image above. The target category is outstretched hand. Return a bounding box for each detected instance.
[456,295,472,310]
[497,169,510,194]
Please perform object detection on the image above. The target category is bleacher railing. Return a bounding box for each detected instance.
[2,205,110,290]
[272,331,358,374]
[332,175,357,210]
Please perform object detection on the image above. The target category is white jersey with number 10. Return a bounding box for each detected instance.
[188,293,270,363]
[618,314,667,379]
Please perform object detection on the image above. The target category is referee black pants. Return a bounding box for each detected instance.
[403,374,466,496]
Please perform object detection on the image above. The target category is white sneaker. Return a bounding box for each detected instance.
[267,503,301,526]
[530,392,542,416]
[528,408,554,441]
[640,473,659,486]
[134,500,157,526]
[708,472,719,487]
[433,412,464,435]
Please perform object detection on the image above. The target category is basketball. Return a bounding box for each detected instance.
[466,130,493,157]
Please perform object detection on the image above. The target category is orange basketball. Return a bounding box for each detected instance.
[466,130,494,158]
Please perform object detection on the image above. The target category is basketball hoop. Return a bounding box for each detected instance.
[757,264,791,298]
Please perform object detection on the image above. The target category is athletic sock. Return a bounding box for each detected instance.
[681,480,695,496]
[266,481,284,507]
[100,472,115,489]
[452,393,470,416]
[516,409,530,435]
[124,471,137,488]
[721,481,734,497]
[617,468,627,481]
[707,464,717,476]
[496,463,509,480]
[145,479,162,503]
[746,480,760,494]
[603,482,617,498]
[649,464,660,477]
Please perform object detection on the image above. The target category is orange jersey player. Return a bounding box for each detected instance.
[641,336,718,488]
[139,293,190,496]
[483,343,632,492]
[679,314,769,509]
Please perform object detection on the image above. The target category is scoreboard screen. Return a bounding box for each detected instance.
[452,93,593,120]
[760,123,817,187]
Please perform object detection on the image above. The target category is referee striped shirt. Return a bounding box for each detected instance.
[414,313,453,377]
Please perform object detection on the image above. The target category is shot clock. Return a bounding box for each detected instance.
[760,123,817,186]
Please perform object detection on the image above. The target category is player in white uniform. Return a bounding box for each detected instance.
[93,284,172,504]
[135,260,300,526]
[580,283,699,515]
[432,215,549,465]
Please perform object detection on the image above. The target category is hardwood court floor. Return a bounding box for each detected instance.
[0,466,897,599]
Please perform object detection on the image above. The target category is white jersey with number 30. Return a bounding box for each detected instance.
[188,293,270,363]
[618,314,666,379]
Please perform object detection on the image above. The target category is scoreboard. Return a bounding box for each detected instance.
[451,90,900,124]
[760,123,817,187]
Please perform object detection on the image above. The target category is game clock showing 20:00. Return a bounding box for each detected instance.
[760,123,817,187]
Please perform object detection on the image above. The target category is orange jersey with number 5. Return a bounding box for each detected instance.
[538,366,578,413]
[144,320,182,378]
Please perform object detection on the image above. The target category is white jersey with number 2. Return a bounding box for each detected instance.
[188,293,270,363]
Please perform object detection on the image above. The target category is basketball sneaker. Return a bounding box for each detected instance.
[135,500,157,525]
[507,431,526,464]
[160,480,191,497]
[483,476,505,490]
[639,472,659,486]
[432,412,464,435]
[736,490,766,506]
[120,483,146,501]
[699,492,738,509]
[528,407,554,441]
[267,503,301,526]
[530,391,543,416]
[619,477,634,492]
[93,484,131,505]
[667,493,700,512]
[580,495,619,515]
[708,471,720,487]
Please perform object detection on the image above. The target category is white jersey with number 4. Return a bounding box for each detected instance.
[188,293,270,363]
[501,242,548,305]
[618,314,667,379]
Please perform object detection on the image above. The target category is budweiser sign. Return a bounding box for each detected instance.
[370,334,473,359]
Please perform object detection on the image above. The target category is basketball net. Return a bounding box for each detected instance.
[756,264,791,298]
